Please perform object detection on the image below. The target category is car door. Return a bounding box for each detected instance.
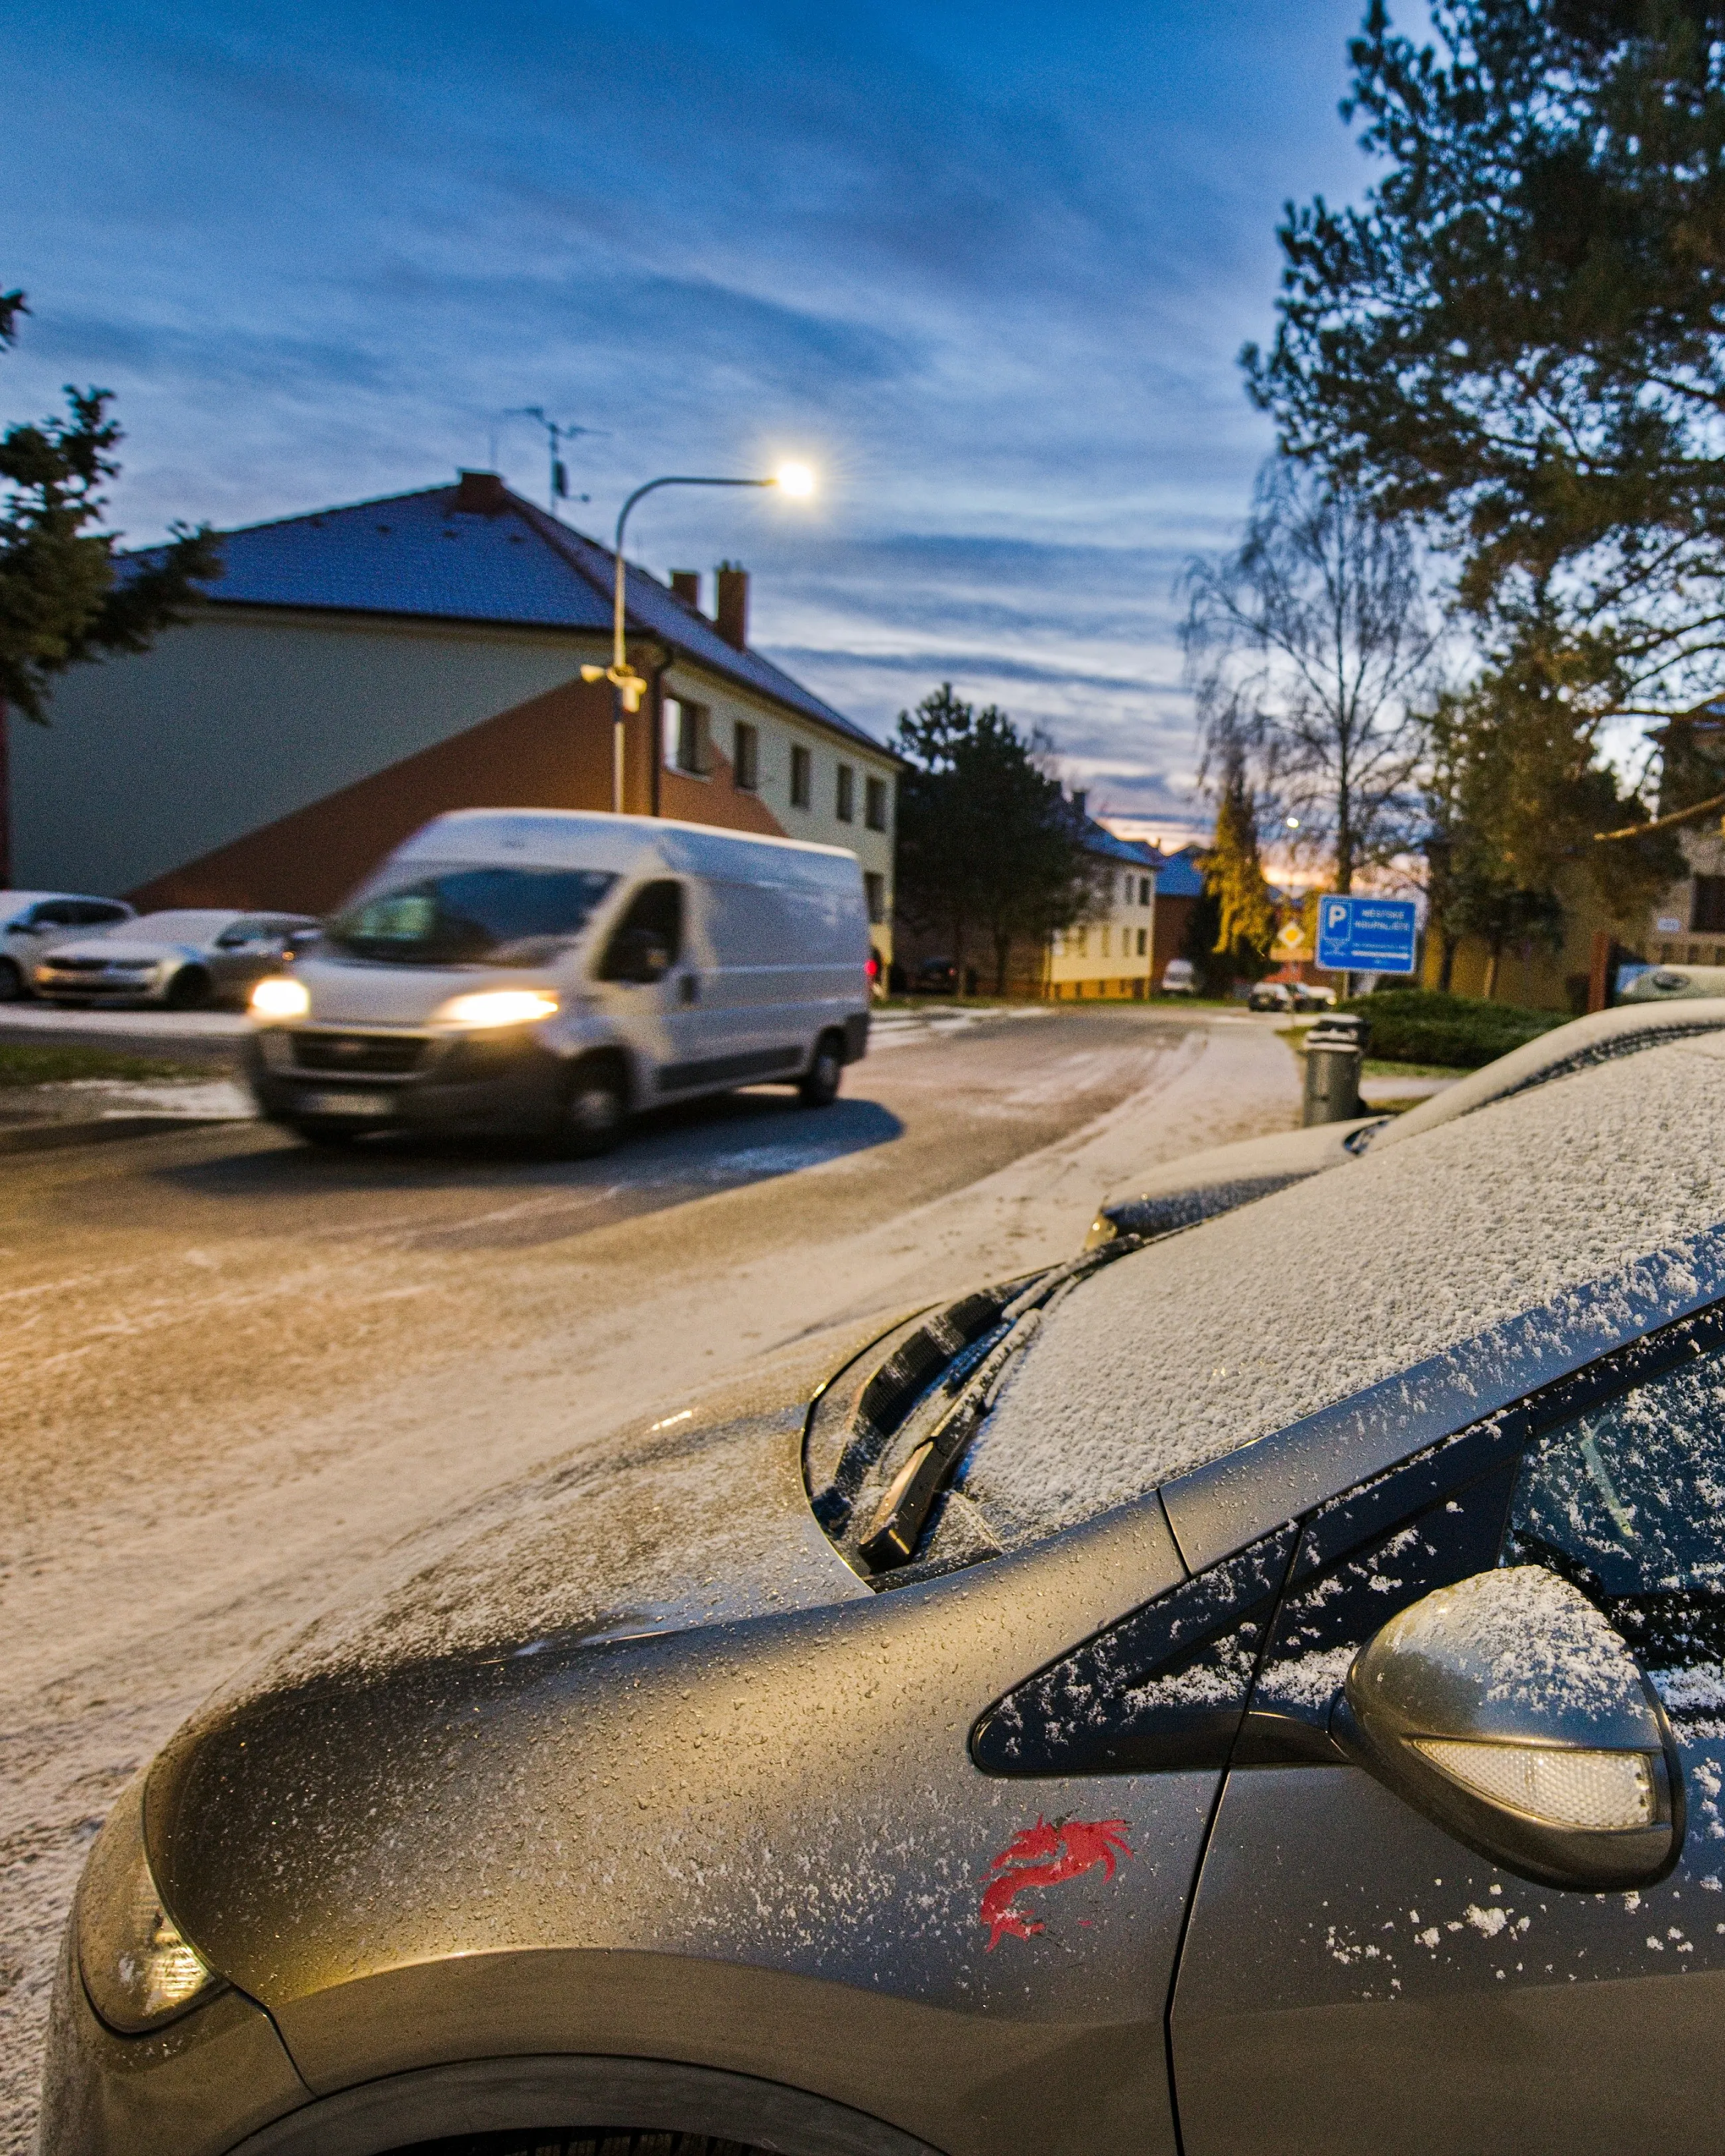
[208,918,272,997]
[1169,1310,1725,2156]
[591,878,703,1096]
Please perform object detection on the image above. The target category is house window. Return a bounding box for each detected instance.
[1102,927,1112,957]
[865,775,888,831]
[1140,876,1152,906]
[1137,928,1148,956]
[733,721,759,791]
[863,871,886,924]
[790,744,812,809]
[837,764,855,821]
[1075,928,1089,957]
[664,698,709,776]
[1694,876,1725,933]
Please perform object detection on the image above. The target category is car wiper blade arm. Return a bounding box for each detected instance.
[859,1311,1042,1569]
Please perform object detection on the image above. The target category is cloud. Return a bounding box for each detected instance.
[1,0,1372,828]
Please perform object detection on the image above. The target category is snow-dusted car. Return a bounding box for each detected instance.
[43,1032,1725,2156]
[31,908,316,1010]
[1086,994,1725,1246]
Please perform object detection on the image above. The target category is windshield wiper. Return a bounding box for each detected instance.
[857,1238,1141,1575]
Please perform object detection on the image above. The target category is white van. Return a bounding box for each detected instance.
[245,810,872,1150]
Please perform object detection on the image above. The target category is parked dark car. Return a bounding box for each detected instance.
[911,957,959,994]
[43,1033,1725,2156]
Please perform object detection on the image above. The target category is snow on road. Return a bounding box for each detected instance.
[0,1010,1295,2143]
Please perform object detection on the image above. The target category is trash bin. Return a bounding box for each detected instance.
[1303,1025,1363,1125]
[1315,1010,1370,1053]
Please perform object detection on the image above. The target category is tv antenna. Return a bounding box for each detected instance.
[506,408,604,516]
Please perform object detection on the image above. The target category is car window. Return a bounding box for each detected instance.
[29,901,83,927]
[972,1527,1297,1776]
[327,866,617,967]
[597,880,683,981]
[1506,1348,1725,1685]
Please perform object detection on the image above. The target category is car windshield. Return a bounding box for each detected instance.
[947,1034,1725,1553]
[326,864,618,967]
[125,912,237,942]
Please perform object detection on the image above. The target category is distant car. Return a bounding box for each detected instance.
[32,909,317,1010]
[1248,981,1295,1012]
[1087,994,1725,1246]
[44,1031,1725,2156]
[1618,963,1725,1003]
[0,890,134,1001]
[912,957,960,994]
[1297,981,1337,1008]
[1160,957,1197,996]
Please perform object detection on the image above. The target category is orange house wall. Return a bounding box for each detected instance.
[128,675,793,916]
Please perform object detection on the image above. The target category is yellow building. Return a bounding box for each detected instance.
[1044,812,1158,999]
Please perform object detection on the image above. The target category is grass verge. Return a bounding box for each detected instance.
[0,1043,204,1088]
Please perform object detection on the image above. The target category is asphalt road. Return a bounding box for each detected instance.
[0,1003,1299,2147]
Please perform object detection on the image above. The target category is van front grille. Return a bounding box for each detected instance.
[291,1031,427,1075]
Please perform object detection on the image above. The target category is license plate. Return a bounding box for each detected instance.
[298,1090,394,1118]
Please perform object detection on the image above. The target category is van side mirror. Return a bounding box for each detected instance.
[603,927,672,985]
[1332,1567,1681,1890]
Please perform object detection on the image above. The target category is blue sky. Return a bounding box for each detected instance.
[4,0,1372,838]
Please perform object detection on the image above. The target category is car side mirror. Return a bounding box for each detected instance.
[1332,1566,1682,1890]
[214,932,247,949]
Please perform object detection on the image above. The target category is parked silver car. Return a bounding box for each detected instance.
[1087,994,1725,1244]
[0,889,134,1000]
[32,909,318,1010]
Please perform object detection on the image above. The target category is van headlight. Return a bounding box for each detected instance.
[251,975,310,1020]
[436,989,558,1028]
[76,1783,225,2033]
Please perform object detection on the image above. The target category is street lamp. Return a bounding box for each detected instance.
[582,464,817,813]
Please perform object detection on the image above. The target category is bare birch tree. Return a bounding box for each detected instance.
[1182,459,1439,892]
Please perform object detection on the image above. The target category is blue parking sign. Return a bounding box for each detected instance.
[1315,894,1419,975]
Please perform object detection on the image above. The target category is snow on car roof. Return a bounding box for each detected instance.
[963,1033,1725,1547]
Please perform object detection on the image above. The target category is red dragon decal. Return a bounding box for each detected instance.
[979,1815,1132,1950]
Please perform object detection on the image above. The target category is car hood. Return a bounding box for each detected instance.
[1090,1114,1380,1242]
[138,1314,1185,2065]
[284,952,565,1026]
[42,934,193,963]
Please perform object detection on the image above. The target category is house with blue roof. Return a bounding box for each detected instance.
[8,470,900,946]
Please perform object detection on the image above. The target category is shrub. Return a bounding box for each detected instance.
[1339,988,1566,1071]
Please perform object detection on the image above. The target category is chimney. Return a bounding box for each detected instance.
[670,570,701,609]
[454,469,508,516]
[715,561,749,650]
[1071,789,1088,818]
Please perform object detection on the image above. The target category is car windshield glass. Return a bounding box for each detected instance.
[327,865,618,967]
[945,1036,1725,1554]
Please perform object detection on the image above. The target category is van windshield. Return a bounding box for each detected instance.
[327,865,618,967]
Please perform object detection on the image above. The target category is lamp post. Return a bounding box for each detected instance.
[582,464,815,813]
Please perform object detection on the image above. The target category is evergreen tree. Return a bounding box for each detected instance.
[1205,749,1277,976]
[1248,1,1725,721]
[1,288,219,725]
[894,685,1101,995]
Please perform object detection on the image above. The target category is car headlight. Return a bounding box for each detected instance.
[251,975,310,1019]
[436,989,559,1028]
[75,1781,225,2033]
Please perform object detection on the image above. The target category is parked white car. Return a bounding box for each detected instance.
[32,909,317,1010]
[245,809,874,1150]
[0,890,134,1000]
[1160,957,1197,996]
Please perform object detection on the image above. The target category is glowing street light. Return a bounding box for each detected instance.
[581,465,818,812]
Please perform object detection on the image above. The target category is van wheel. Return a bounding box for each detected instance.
[560,1060,626,1156]
[798,1032,844,1108]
